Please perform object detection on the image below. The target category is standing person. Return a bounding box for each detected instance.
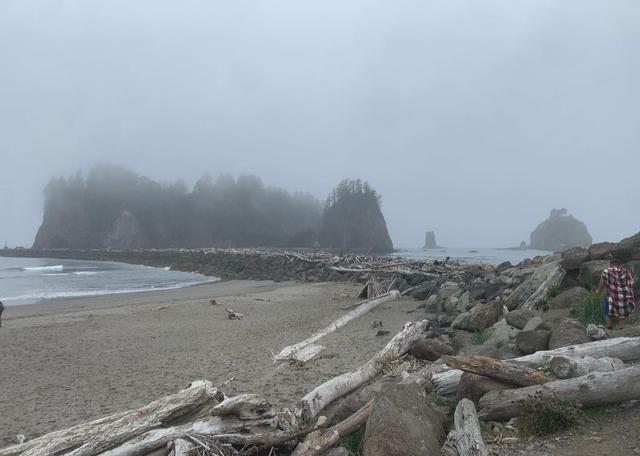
[596,259,636,329]
[0,300,4,327]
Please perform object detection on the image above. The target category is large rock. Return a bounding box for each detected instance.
[530,208,592,251]
[549,319,590,349]
[409,337,455,361]
[505,262,563,310]
[411,280,438,300]
[505,309,536,330]
[579,260,609,288]
[484,319,519,349]
[560,247,590,271]
[549,286,590,311]
[516,330,550,354]
[613,231,640,262]
[589,242,616,261]
[452,301,503,330]
[424,231,438,249]
[362,383,444,456]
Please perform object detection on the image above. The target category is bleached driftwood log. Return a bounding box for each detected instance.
[521,264,565,310]
[225,309,244,320]
[274,291,401,361]
[212,394,274,420]
[291,401,373,456]
[291,344,326,366]
[478,365,640,421]
[432,370,463,397]
[442,355,552,387]
[294,320,428,423]
[453,399,488,456]
[514,336,640,364]
[549,355,624,379]
[0,381,223,456]
[168,438,192,456]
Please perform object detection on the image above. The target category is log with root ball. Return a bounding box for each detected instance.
[478,365,640,421]
[442,355,552,387]
[453,399,489,456]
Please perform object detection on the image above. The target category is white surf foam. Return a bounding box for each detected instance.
[72,271,101,276]
[23,265,64,272]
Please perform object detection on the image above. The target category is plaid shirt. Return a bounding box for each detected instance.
[602,266,636,318]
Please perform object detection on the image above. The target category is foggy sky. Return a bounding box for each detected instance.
[1,1,639,248]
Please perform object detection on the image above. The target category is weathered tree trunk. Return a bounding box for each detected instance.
[478,365,640,421]
[275,291,401,361]
[291,344,326,366]
[521,264,566,310]
[453,399,489,456]
[549,355,625,379]
[514,336,640,365]
[291,401,373,456]
[442,355,552,387]
[432,370,463,397]
[294,319,428,423]
[0,381,222,456]
[212,394,273,420]
[168,438,191,456]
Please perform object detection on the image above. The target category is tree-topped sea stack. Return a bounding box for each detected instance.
[530,208,592,251]
[319,179,394,253]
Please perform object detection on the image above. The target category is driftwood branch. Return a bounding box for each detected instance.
[549,355,624,379]
[274,291,401,361]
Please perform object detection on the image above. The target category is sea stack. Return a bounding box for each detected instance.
[424,231,438,249]
[530,208,592,251]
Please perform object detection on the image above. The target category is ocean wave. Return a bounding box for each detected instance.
[42,273,72,276]
[1,278,220,304]
[23,265,64,272]
[72,271,101,276]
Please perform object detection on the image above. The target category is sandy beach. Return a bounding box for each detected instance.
[0,280,420,447]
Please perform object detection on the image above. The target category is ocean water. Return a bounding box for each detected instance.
[390,247,551,266]
[0,257,219,305]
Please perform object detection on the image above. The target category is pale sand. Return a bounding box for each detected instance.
[0,280,421,447]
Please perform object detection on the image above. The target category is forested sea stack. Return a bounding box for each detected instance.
[530,208,592,251]
[319,179,394,253]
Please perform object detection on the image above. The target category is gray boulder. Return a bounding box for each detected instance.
[516,330,550,354]
[484,319,519,348]
[452,301,503,330]
[505,309,536,330]
[589,242,616,261]
[437,282,463,313]
[579,261,609,288]
[560,247,590,271]
[495,261,513,274]
[362,383,444,456]
[549,319,590,349]
[549,286,590,311]
[411,281,438,300]
[409,337,455,361]
[613,231,640,262]
[523,316,547,331]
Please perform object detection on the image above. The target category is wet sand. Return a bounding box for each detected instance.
[0,280,420,447]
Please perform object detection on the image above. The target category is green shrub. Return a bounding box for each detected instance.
[518,392,585,437]
[575,290,607,326]
[341,428,364,456]
[471,328,491,345]
[547,287,560,300]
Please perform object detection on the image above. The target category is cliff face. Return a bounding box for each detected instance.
[530,209,592,251]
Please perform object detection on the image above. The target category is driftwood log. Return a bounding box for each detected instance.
[432,369,463,397]
[521,264,566,310]
[549,355,625,379]
[291,401,373,456]
[274,291,401,361]
[294,319,428,423]
[478,365,640,421]
[453,399,488,456]
[0,381,223,456]
[515,336,640,364]
[442,355,552,387]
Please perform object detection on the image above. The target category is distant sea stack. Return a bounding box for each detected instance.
[319,179,394,253]
[424,231,438,249]
[530,208,592,251]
